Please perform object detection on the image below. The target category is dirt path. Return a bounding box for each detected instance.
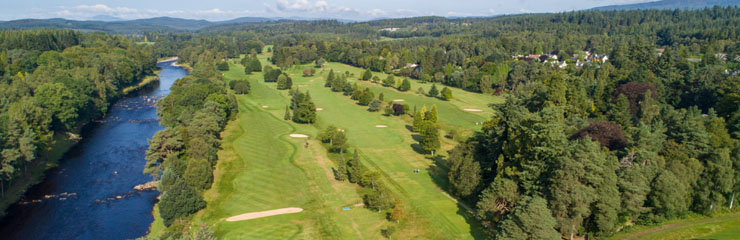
[225,208,303,222]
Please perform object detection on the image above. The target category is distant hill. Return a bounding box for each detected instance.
[123,17,213,31]
[593,0,740,11]
[89,15,125,22]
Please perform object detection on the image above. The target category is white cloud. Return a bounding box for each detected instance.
[49,4,260,21]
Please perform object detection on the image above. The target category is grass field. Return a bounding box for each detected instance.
[608,212,740,240]
[148,50,502,239]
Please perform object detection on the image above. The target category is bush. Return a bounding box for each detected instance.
[229,80,250,94]
[303,67,316,77]
[399,79,411,91]
[369,99,383,112]
[392,104,405,115]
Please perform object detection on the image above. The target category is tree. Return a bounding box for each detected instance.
[413,106,427,132]
[348,149,362,183]
[336,153,348,181]
[362,69,372,80]
[399,79,411,91]
[358,88,374,106]
[447,142,482,198]
[648,171,689,220]
[495,196,560,240]
[441,87,453,100]
[217,61,229,71]
[315,58,326,68]
[369,99,383,112]
[326,69,335,87]
[230,80,250,94]
[389,201,405,222]
[277,74,292,90]
[303,67,315,77]
[264,68,282,82]
[382,75,395,87]
[292,90,317,123]
[480,75,493,94]
[284,105,291,120]
[428,84,439,97]
[159,178,206,226]
[378,93,385,101]
[183,158,213,191]
[245,58,262,74]
[420,124,440,155]
[425,105,438,123]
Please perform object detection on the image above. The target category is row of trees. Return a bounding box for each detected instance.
[317,126,402,219]
[0,30,157,201]
[144,49,238,237]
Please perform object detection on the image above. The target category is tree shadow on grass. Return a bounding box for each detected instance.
[410,143,426,154]
[411,134,421,142]
[426,154,487,240]
[405,125,414,132]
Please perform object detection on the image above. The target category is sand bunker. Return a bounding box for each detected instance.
[316,108,324,111]
[226,208,303,222]
[375,125,388,128]
[392,99,404,102]
[463,108,483,112]
[289,134,309,138]
[262,105,269,109]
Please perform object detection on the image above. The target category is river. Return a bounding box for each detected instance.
[0,59,187,240]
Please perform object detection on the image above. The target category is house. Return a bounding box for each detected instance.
[380,28,400,32]
[405,63,418,68]
[558,61,568,69]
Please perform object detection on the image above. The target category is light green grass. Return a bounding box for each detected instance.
[123,71,161,95]
[244,56,492,239]
[180,62,388,239]
[608,212,740,240]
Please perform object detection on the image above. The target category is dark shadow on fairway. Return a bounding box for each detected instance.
[411,134,421,142]
[405,125,414,132]
[425,155,486,240]
[410,143,425,154]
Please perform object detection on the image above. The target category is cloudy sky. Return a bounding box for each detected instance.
[1,0,654,21]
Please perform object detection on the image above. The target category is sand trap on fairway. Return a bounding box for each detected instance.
[289,134,309,138]
[375,125,388,128]
[262,105,269,109]
[392,99,404,102]
[316,108,324,111]
[463,108,483,112]
[225,208,303,222]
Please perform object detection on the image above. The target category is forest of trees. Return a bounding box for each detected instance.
[0,30,157,203]
[2,5,740,240]
[143,48,237,237]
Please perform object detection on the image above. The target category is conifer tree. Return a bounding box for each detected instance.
[428,84,439,97]
[420,124,440,155]
[336,152,348,181]
[284,105,291,120]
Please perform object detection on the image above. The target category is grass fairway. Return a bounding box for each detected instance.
[608,212,740,240]
[153,53,500,238]
[183,62,389,239]
[239,56,495,238]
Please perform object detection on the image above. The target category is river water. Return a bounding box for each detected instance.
[0,60,186,240]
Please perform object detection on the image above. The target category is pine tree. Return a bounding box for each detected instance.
[349,149,362,183]
[399,79,411,91]
[362,69,372,80]
[326,69,335,87]
[420,124,440,155]
[428,84,439,97]
[336,152,348,181]
[284,105,291,120]
[425,105,438,123]
[495,196,560,240]
[378,93,385,101]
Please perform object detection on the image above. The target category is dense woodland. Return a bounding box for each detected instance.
[2,6,740,240]
[0,30,157,200]
[143,49,237,233]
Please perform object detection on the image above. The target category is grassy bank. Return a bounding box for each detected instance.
[608,211,740,240]
[123,70,161,95]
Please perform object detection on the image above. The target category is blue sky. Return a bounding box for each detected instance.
[1,0,653,21]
